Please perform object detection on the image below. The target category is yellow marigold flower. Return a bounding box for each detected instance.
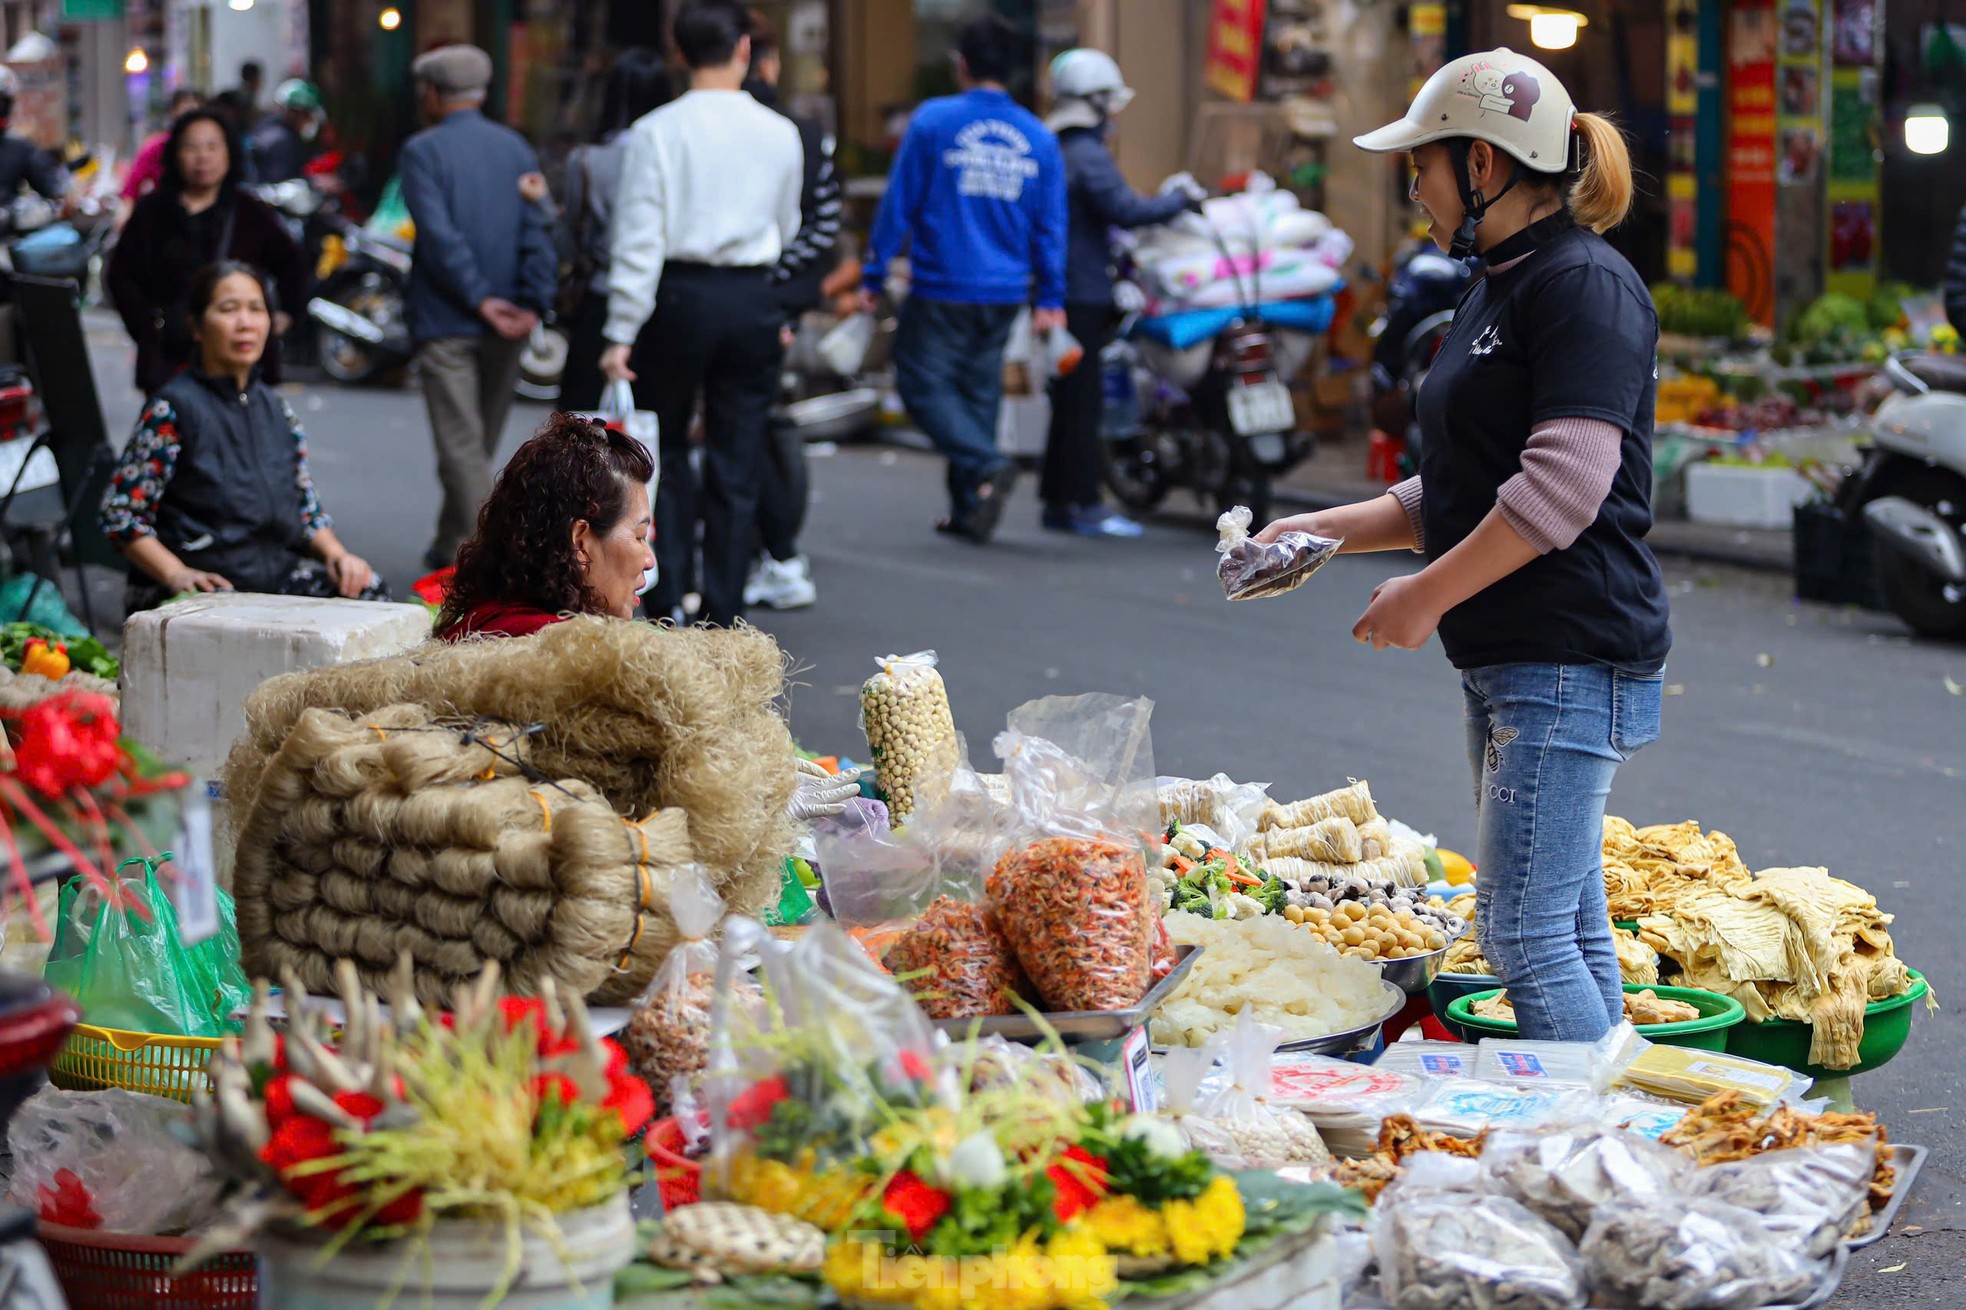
[1083,1195,1170,1258]
[1163,1175,1246,1266]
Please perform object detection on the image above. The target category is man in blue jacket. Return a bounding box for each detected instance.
[861,16,1067,543]
[400,44,557,571]
[1042,49,1200,538]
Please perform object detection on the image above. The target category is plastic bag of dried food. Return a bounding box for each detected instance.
[1160,1039,1239,1158]
[6,1086,225,1235]
[1157,773,1269,849]
[1194,1013,1331,1167]
[1690,1142,1875,1258]
[882,896,1032,1019]
[621,867,751,1117]
[1215,505,1341,601]
[1580,1196,1827,1310]
[1480,1125,1695,1241]
[966,1035,1105,1105]
[1373,1170,1586,1310]
[988,695,1158,1012]
[860,651,961,823]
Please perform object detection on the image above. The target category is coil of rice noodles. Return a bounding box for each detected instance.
[233,704,695,1006]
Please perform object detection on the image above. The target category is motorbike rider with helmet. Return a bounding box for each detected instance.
[1370,227,1472,459]
[1041,48,1202,538]
[249,79,326,185]
[0,67,70,216]
[1259,49,1670,1044]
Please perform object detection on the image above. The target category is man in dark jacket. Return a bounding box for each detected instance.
[0,68,68,211]
[743,9,840,610]
[1041,49,1199,537]
[400,44,557,569]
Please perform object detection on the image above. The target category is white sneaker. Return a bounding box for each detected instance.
[747,555,817,610]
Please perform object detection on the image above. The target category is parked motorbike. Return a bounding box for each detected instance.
[1369,242,1470,471]
[1104,313,1316,526]
[1832,351,1966,638]
[307,213,413,385]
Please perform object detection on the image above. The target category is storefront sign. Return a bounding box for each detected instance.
[1205,0,1268,103]
[1726,0,1778,326]
[60,0,121,18]
[1824,0,1883,296]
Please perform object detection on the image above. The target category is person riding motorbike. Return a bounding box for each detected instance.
[1370,226,1473,454]
[249,79,326,185]
[1041,48,1201,538]
[0,68,70,220]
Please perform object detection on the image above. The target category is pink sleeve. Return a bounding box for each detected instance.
[121,136,165,202]
[1495,417,1625,554]
[1389,476,1425,552]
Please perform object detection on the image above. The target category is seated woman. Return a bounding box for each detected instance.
[101,261,388,614]
[435,413,656,641]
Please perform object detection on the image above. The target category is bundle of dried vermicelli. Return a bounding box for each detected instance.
[233,703,694,1006]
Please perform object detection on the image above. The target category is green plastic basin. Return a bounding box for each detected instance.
[1428,971,1501,1042]
[1722,969,1928,1080]
[1446,983,1746,1050]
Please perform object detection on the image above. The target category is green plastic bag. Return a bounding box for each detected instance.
[44,857,249,1037]
[0,574,88,637]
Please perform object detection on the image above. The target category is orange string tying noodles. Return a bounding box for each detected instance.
[530,790,552,831]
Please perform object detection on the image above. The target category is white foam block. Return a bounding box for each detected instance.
[121,593,432,781]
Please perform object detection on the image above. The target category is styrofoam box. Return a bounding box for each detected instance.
[1684,461,1814,529]
[122,593,433,783]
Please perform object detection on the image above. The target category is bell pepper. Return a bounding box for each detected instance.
[19,639,68,681]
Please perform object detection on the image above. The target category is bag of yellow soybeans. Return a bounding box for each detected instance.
[859,652,959,824]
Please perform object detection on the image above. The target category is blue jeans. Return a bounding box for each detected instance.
[1463,662,1664,1042]
[893,297,1020,518]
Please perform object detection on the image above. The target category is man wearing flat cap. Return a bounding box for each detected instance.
[400,43,558,572]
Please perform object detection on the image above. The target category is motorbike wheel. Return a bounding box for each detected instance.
[1105,435,1172,515]
[316,275,403,385]
[1873,467,1966,639]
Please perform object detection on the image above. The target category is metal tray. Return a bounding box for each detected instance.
[1847,1143,1927,1250]
[1374,943,1449,995]
[1276,980,1409,1056]
[930,945,1202,1044]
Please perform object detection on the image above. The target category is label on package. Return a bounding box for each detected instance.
[1496,1051,1548,1078]
[1419,1052,1472,1076]
[1688,1060,1790,1092]
[168,781,221,945]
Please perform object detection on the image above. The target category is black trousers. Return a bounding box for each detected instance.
[557,286,611,414]
[755,413,809,562]
[1040,303,1118,510]
[629,263,782,627]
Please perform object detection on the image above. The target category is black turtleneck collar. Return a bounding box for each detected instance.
[1481,208,1576,271]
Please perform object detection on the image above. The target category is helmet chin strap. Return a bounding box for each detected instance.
[1447,139,1521,262]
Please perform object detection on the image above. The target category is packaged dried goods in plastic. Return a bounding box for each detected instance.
[1372,1039,1478,1080]
[1215,505,1341,601]
[965,1035,1105,1105]
[880,896,1032,1019]
[1156,772,1269,849]
[1593,1094,1690,1142]
[1480,1125,1695,1241]
[1410,1079,1601,1137]
[1203,1049,1424,1158]
[1373,1161,1587,1310]
[7,1087,225,1235]
[988,695,1158,1012]
[1159,1039,1240,1158]
[1193,1013,1331,1167]
[1601,1032,1800,1108]
[859,651,960,824]
[703,917,952,1229]
[620,867,745,1116]
[1474,1037,1606,1085]
[1690,1142,1875,1258]
[1580,1197,1826,1310]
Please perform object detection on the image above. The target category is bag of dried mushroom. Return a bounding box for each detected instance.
[620,866,752,1117]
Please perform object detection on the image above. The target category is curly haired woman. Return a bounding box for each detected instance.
[435,413,656,640]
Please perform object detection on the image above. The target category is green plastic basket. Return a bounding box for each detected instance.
[1723,969,1928,1079]
[1447,983,1746,1050]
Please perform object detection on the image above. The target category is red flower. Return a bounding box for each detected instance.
[881,1170,951,1243]
[372,1188,425,1227]
[13,694,123,798]
[726,1076,790,1131]
[898,1050,933,1083]
[498,996,548,1042]
[261,1114,339,1179]
[1047,1147,1108,1223]
[602,1037,629,1078]
[332,1090,385,1123]
[263,1073,297,1125]
[534,1072,579,1107]
[604,1071,655,1137]
[37,1169,100,1229]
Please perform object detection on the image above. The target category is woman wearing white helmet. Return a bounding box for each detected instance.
[1040,48,1201,538]
[1259,49,1669,1042]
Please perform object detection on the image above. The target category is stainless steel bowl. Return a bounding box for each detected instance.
[784,388,883,443]
[1373,943,1451,996]
[1276,980,1408,1056]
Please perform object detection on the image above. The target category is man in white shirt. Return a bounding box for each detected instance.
[601,0,803,628]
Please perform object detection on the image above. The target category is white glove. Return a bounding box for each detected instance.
[788,758,864,823]
[1113,280,1148,314]
[1159,171,1208,204]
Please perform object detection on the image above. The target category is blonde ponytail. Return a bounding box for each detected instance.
[1567,112,1634,233]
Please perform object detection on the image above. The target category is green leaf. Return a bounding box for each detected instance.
[701,1275,828,1309]
[614,1263,699,1295]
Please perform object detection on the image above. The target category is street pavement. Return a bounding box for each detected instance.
[85,322,1966,1304]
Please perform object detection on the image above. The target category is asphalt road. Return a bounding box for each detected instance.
[86,325,1966,1304]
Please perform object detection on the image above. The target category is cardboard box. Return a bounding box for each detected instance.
[1684,462,1813,529]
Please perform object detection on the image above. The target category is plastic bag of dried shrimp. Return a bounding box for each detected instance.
[1193,1012,1332,1168]
[619,867,754,1117]
[988,695,1159,1013]
[881,896,1033,1019]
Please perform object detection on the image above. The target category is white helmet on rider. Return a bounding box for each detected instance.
[0,67,20,105]
[1049,48,1133,116]
[1355,48,1578,258]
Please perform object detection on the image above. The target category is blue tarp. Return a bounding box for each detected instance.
[1129,295,1340,351]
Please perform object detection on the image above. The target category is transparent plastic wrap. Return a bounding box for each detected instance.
[1373,1156,1587,1310]
[881,895,1033,1019]
[1690,1142,1876,1258]
[1160,1039,1240,1158]
[1475,1037,1608,1085]
[1193,1013,1331,1167]
[1156,773,1269,850]
[1580,1196,1827,1310]
[1600,1027,1801,1108]
[987,695,1158,1013]
[1203,1049,1425,1157]
[1215,506,1341,601]
[1410,1079,1602,1137]
[1372,1040,1478,1081]
[6,1086,225,1235]
[1595,1094,1690,1142]
[1480,1125,1696,1241]
[620,867,745,1117]
[859,651,961,824]
[964,1035,1105,1105]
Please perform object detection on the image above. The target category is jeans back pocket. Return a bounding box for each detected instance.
[1611,671,1664,760]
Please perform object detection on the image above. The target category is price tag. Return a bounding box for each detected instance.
[168,781,221,946]
[1121,1025,1160,1114]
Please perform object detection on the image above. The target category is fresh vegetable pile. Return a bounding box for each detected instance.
[0,623,117,681]
[1153,825,1287,921]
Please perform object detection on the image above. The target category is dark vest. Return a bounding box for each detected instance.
[152,369,310,594]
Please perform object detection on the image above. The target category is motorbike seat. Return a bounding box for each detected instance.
[1902,354,1966,394]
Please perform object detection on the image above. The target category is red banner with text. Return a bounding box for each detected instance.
[1205,0,1268,103]
[1726,0,1778,326]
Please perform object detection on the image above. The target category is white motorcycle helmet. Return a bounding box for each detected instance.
[1049,48,1133,115]
[0,67,19,104]
[1355,48,1578,259]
